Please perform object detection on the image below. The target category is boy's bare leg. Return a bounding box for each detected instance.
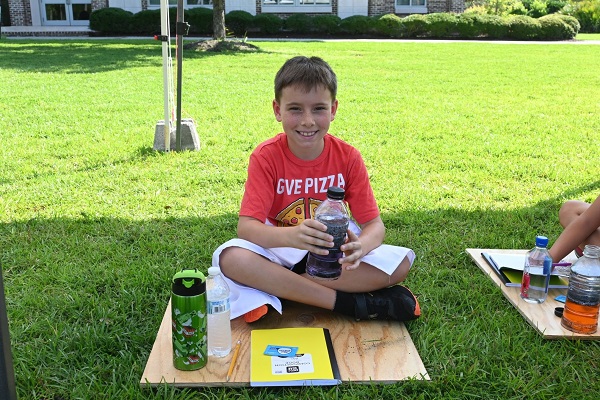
[219,247,411,310]
[559,200,600,248]
[309,256,411,293]
[219,247,338,310]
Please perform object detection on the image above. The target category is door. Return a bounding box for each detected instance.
[41,0,91,26]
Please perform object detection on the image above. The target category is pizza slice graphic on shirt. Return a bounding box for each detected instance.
[275,198,306,227]
[275,198,325,227]
[308,198,321,219]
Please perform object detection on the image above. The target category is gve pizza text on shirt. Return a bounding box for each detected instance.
[276,174,346,195]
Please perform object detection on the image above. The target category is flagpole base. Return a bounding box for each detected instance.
[153,119,200,151]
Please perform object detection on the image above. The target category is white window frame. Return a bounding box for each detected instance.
[262,0,332,14]
[147,0,213,8]
[395,0,427,14]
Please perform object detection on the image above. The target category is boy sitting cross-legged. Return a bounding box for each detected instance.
[212,56,420,323]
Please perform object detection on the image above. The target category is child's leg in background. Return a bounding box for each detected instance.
[559,200,600,250]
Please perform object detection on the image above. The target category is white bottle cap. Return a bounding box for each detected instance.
[208,266,221,276]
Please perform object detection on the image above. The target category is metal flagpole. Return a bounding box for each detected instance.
[175,0,189,152]
[0,267,18,400]
[159,0,172,151]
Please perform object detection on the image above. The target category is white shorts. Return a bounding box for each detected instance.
[211,222,415,319]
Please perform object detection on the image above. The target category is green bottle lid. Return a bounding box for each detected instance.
[172,268,206,295]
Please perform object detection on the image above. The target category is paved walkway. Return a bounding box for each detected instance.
[1,25,92,36]
[2,25,599,44]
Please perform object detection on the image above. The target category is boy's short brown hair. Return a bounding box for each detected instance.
[274,56,337,103]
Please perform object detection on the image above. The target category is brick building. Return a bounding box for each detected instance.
[6,0,465,28]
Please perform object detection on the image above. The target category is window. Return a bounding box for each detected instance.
[148,0,212,7]
[262,0,332,13]
[397,0,425,4]
[263,0,331,4]
[395,0,427,13]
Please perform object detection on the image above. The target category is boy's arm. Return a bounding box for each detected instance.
[339,216,385,269]
[354,216,386,255]
[549,195,600,262]
[237,216,333,255]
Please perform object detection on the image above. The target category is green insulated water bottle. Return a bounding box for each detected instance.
[171,268,207,370]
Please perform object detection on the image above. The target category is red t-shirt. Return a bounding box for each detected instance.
[240,133,379,227]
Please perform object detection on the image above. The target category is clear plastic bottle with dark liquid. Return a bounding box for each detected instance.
[561,245,600,334]
[306,187,350,280]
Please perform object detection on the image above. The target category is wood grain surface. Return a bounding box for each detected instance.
[140,299,429,387]
[466,248,600,340]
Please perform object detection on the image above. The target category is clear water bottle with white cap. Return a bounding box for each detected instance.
[206,267,231,357]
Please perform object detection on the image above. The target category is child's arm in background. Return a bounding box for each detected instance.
[549,194,600,262]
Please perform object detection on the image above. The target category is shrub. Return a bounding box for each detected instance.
[374,13,404,37]
[528,0,548,17]
[562,0,600,33]
[225,10,254,36]
[186,7,213,35]
[520,0,567,14]
[312,15,341,35]
[339,15,374,35]
[169,7,178,33]
[127,7,178,35]
[402,14,429,38]
[464,5,488,14]
[546,0,568,13]
[455,13,482,38]
[129,9,161,35]
[472,0,531,16]
[253,14,283,35]
[507,14,542,39]
[425,12,459,38]
[507,1,528,15]
[285,14,313,34]
[555,14,581,33]
[89,7,134,34]
[538,14,576,39]
[479,14,510,38]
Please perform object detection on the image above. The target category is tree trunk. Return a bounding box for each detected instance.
[213,0,226,40]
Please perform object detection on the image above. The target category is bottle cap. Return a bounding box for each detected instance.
[208,266,221,276]
[535,235,549,247]
[583,245,600,257]
[326,186,345,200]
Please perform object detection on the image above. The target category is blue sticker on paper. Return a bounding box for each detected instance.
[264,344,298,357]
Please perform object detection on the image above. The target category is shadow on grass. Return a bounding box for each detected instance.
[0,146,162,186]
[2,180,600,398]
[0,40,269,74]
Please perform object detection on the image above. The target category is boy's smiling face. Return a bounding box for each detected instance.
[273,84,338,161]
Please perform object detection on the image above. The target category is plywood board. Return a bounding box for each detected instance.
[141,300,429,387]
[466,248,600,340]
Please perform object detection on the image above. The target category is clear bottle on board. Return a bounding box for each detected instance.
[561,245,600,334]
[520,235,553,304]
[206,267,232,357]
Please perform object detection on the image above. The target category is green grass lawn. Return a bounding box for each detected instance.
[1,39,600,399]
[576,33,600,40]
